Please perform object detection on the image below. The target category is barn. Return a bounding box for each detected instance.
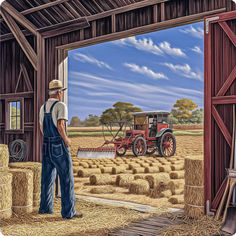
[0,0,236,235]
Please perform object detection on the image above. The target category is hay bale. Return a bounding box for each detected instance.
[117,164,129,169]
[159,165,172,173]
[129,163,141,170]
[129,179,150,195]
[150,163,162,167]
[149,181,170,198]
[173,188,184,195]
[132,167,145,174]
[184,185,204,206]
[169,179,185,194]
[0,172,12,219]
[0,144,9,172]
[100,167,113,174]
[74,183,83,192]
[73,162,80,167]
[79,162,89,168]
[112,166,126,175]
[89,174,114,185]
[77,168,101,177]
[104,164,116,167]
[90,186,116,194]
[168,195,184,204]
[171,163,184,171]
[140,163,150,168]
[144,167,159,173]
[9,168,33,214]
[145,173,170,188]
[159,190,172,198]
[9,162,42,207]
[184,204,204,219]
[134,174,149,180]
[116,174,134,187]
[89,164,97,168]
[170,171,185,179]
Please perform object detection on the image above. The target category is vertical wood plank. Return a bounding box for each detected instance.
[80,29,84,40]
[111,14,116,33]
[92,21,97,38]
[153,4,158,23]
[161,2,165,21]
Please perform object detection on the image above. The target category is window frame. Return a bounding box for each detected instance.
[5,97,24,134]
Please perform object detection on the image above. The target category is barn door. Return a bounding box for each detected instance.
[204,11,236,213]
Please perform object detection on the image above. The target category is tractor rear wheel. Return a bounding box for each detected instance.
[132,136,147,156]
[158,132,176,157]
[116,146,127,157]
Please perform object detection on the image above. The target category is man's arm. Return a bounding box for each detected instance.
[57,119,71,147]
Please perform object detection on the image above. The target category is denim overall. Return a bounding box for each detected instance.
[39,101,76,218]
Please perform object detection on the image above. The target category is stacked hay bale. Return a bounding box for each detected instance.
[0,144,12,219]
[129,179,150,195]
[9,162,42,207]
[116,174,134,187]
[184,156,204,218]
[89,174,114,185]
[9,168,33,214]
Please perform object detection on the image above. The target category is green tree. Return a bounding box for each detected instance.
[190,108,204,124]
[83,114,100,127]
[171,98,198,123]
[69,116,81,127]
[100,102,142,126]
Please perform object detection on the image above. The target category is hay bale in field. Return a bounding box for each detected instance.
[150,163,162,167]
[77,168,101,177]
[169,179,185,194]
[9,162,42,207]
[74,183,83,192]
[140,163,150,168]
[129,163,141,170]
[134,174,149,180]
[89,164,97,168]
[145,173,170,188]
[116,174,134,187]
[132,167,145,174]
[129,179,150,195]
[90,186,116,194]
[124,170,133,174]
[144,166,160,173]
[72,162,80,167]
[149,181,170,198]
[112,166,126,175]
[100,167,113,174]
[0,144,9,172]
[168,195,184,204]
[170,171,185,179]
[159,190,172,198]
[79,162,89,168]
[117,164,129,169]
[159,165,172,173]
[89,174,114,185]
[9,168,33,214]
[171,163,185,171]
[184,204,204,219]
[104,164,117,168]
[173,188,184,195]
[0,172,12,219]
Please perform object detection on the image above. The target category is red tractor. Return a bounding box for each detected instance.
[114,111,176,157]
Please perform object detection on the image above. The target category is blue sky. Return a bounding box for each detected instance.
[68,22,204,121]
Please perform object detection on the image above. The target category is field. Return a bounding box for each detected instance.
[70,135,203,210]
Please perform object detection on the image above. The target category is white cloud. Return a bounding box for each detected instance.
[191,46,203,54]
[74,53,113,70]
[162,63,203,81]
[113,36,186,57]
[180,26,204,38]
[124,63,168,80]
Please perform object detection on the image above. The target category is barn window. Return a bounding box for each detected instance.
[5,98,24,133]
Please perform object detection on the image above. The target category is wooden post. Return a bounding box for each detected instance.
[153,4,158,23]
[111,14,116,33]
[161,2,165,21]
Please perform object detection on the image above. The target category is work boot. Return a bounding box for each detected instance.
[64,212,83,219]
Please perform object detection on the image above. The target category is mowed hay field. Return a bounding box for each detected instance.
[70,136,203,209]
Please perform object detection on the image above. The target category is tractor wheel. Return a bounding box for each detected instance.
[146,146,156,155]
[158,132,176,157]
[132,136,147,157]
[116,146,127,157]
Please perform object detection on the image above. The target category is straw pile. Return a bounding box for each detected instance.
[170,171,185,179]
[129,179,150,195]
[0,172,12,219]
[116,174,134,187]
[89,174,114,185]
[169,195,184,204]
[0,144,9,172]
[145,173,170,188]
[78,168,101,177]
[184,156,204,219]
[112,166,126,174]
[90,186,116,194]
[9,168,33,214]
[9,162,42,207]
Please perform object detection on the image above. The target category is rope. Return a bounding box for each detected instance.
[185,185,204,188]
[9,139,27,162]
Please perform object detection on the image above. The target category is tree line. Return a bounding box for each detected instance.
[69,99,203,127]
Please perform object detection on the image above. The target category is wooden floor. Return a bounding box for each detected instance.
[108,214,182,236]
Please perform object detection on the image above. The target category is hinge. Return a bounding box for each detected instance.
[205,16,220,34]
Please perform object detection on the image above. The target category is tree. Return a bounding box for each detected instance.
[171,98,198,123]
[69,116,81,127]
[190,108,204,124]
[83,114,100,127]
[100,102,142,126]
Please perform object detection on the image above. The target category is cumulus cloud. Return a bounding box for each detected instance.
[113,36,186,57]
[180,26,204,38]
[124,63,168,80]
[162,63,203,81]
[191,46,203,54]
[74,53,113,70]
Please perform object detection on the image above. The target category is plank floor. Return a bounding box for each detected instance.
[108,214,183,236]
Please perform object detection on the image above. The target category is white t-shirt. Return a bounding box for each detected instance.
[39,98,68,134]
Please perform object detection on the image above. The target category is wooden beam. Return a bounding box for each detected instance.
[1,1,37,35]
[1,9,38,70]
[57,8,226,50]
[111,14,116,33]
[0,92,34,100]
[212,95,236,105]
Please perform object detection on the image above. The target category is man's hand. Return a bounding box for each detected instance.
[64,137,72,147]
[57,119,71,147]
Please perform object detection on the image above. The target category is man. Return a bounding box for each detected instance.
[39,79,82,219]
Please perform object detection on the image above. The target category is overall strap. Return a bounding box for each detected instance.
[50,101,59,113]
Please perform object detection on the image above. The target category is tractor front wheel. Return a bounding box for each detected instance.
[116,146,127,157]
[158,132,176,157]
[132,136,147,157]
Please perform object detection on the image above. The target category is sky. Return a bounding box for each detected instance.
[68,22,204,121]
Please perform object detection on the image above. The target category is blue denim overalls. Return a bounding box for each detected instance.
[39,101,76,218]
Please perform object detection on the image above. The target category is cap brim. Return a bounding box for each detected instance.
[61,88,67,91]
